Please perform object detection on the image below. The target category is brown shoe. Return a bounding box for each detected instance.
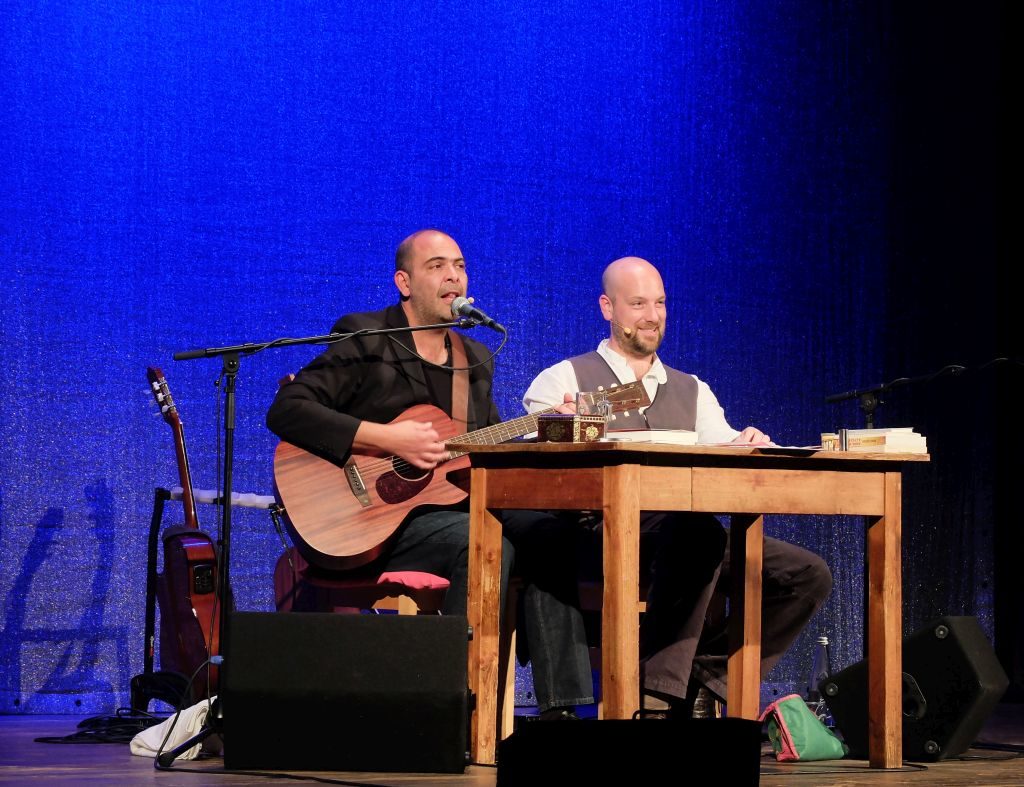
[638,691,680,719]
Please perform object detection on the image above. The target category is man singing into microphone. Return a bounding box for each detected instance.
[523,255,832,718]
[267,229,593,721]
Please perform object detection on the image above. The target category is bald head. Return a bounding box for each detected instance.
[599,256,667,358]
[395,229,456,272]
[601,256,664,299]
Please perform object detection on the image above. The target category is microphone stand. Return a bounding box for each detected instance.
[156,317,480,768]
[823,361,974,674]
[823,363,972,429]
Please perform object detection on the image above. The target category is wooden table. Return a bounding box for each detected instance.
[446,441,928,768]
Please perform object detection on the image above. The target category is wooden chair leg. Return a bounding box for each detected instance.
[498,583,519,739]
[395,594,420,615]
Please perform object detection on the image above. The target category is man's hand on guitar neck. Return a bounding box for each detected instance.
[354,419,447,470]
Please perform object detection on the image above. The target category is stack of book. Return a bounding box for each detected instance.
[604,429,698,445]
[820,428,927,454]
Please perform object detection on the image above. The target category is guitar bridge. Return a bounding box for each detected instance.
[344,457,372,508]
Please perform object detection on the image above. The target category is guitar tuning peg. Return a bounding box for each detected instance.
[597,386,605,391]
[609,383,618,388]
[621,411,629,418]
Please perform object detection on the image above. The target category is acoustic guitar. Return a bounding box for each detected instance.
[147,366,221,699]
[273,381,650,571]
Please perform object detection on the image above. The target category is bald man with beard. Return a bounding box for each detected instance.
[523,256,832,718]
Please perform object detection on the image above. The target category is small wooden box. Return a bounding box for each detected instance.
[537,413,607,443]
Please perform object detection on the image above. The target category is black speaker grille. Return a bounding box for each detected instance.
[824,616,1009,761]
[222,612,470,773]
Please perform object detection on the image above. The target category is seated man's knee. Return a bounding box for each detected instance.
[781,547,832,605]
[806,551,833,599]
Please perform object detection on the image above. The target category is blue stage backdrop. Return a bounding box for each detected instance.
[0,1,995,714]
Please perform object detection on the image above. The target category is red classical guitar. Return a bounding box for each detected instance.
[147,366,221,699]
[273,381,650,571]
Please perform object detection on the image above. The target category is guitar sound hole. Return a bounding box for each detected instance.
[376,461,433,505]
[392,458,429,482]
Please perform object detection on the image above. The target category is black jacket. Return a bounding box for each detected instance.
[266,303,500,465]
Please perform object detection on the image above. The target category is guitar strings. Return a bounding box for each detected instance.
[354,385,642,476]
[353,407,560,477]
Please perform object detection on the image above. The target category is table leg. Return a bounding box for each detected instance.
[727,514,763,720]
[467,467,503,765]
[600,464,641,719]
[866,472,903,768]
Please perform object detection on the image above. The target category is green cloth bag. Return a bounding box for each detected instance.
[758,693,849,762]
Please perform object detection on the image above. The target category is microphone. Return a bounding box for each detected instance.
[824,385,881,404]
[451,296,505,332]
[611,320,633,337]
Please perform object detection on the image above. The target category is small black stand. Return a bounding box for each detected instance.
[157,317,484,768]
[129,487,191,714]
[856,392,879,430]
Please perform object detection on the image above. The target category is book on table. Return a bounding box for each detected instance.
[603,429,698,445]
[820,427,927,453]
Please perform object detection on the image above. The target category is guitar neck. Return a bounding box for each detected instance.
[148,367,202,531]
[171,421,200,530]
[443,407,558,460]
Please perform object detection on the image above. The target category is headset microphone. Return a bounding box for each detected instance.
[611,321,633,337]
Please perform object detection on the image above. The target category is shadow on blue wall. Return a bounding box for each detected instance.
[2,482,132,712]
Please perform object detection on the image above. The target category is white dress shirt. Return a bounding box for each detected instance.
[522,340,740,444]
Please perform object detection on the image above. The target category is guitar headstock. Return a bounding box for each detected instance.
[583,379,651,414]
[146,366,181,428]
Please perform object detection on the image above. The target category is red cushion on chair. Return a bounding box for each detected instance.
[273,547,450,612]
[376,571,450,591]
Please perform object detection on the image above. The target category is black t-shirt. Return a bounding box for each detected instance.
[421,346,454,418]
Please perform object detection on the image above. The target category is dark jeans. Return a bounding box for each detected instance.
[579,513,832,702]
[377,507,594,712]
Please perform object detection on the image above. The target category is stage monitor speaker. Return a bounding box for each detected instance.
[221,611,470,773]
[823,615,1008,761]
[497,718,762,786]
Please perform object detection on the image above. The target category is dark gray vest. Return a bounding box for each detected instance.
[568,351,698,430]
